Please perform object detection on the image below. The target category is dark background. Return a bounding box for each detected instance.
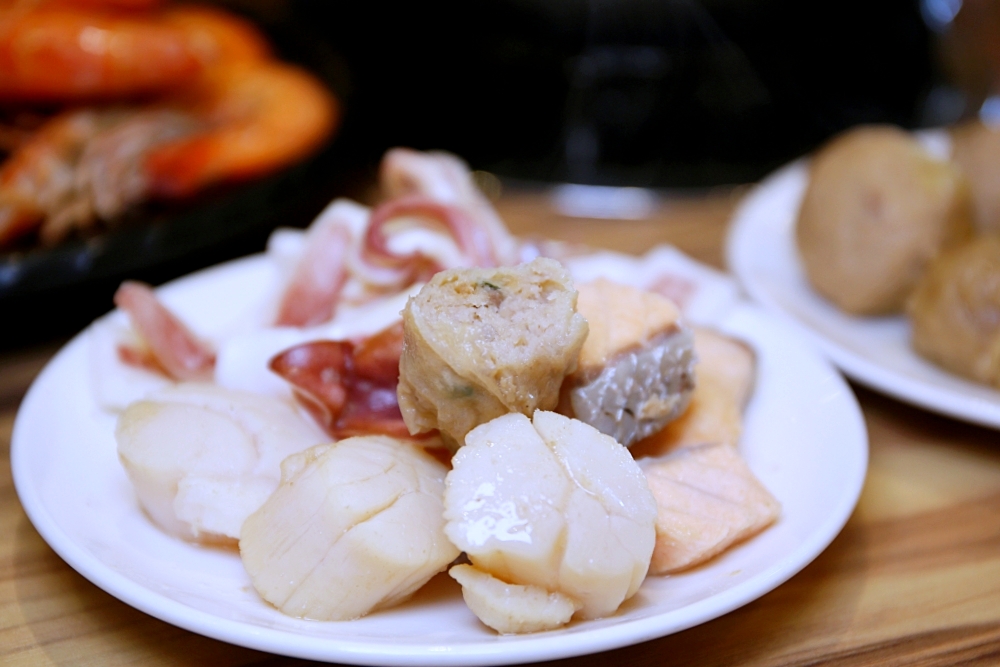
[279,0,941,189]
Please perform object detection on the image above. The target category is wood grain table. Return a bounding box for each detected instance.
[4,187,1000,666]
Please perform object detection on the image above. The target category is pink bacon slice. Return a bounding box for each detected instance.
[378,148,520,266]
[268,322,409,438]
[274,221,351,327]
[113,280,215,381]
[362,196,499,283]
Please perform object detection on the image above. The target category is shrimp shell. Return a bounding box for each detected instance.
[144,60,339,198]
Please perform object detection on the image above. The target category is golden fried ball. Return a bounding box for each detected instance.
[796,125,974,315]
[950,120,1000,234]
[908,235,1000,387]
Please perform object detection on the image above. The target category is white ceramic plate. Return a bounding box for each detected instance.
[12,254,867,666]
[726,160,1000,429]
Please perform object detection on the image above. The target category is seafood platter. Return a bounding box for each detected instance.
[12,147,867,664]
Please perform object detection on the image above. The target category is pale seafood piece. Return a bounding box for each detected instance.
[445,411,656,629]
[630,327,756,458]
[448,564,580,635]
[397,258,589,449]
[240,436,458,621]
[639,442,780,574]
[561,278,696,447]
[115,383,327,544]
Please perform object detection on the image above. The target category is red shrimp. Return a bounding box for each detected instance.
[0,107,197,247]
[161,4,270,70]
[143,59,339,198]
[0,6,203,101]
[0,2,270,102]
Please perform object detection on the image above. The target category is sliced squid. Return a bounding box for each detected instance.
[239,435,458,621]
[444,411,657,632]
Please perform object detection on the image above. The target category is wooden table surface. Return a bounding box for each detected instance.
[4,187,1000,666]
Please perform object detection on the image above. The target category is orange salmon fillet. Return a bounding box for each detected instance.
[639,442,780,574]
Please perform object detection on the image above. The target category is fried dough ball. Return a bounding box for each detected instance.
[908,235,1000,387]
[397,258,589,449]
[951,120,1000,233]
[796,125,974,314]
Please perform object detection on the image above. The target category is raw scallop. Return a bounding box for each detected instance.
[115,383,327,543]
[240,435,458,621]
[444,411,656,631]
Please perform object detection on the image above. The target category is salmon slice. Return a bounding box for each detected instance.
[630,326,755,458]
[639,442,780,574]
[562,278,696,447]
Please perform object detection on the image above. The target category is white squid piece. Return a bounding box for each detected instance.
[444,411,657,633]
[115,383,327,544]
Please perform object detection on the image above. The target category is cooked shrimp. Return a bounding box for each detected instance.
[24,0,168,10]
[144,60,339,198]
[0,1,271,102]
[0,108,114,246]
[0,6,203,101]
[161,4,270,70]
[0,106,197,246]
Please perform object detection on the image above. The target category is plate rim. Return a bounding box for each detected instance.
[11,252,868,666]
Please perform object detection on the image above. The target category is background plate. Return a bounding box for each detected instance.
[726,160,1000,429]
